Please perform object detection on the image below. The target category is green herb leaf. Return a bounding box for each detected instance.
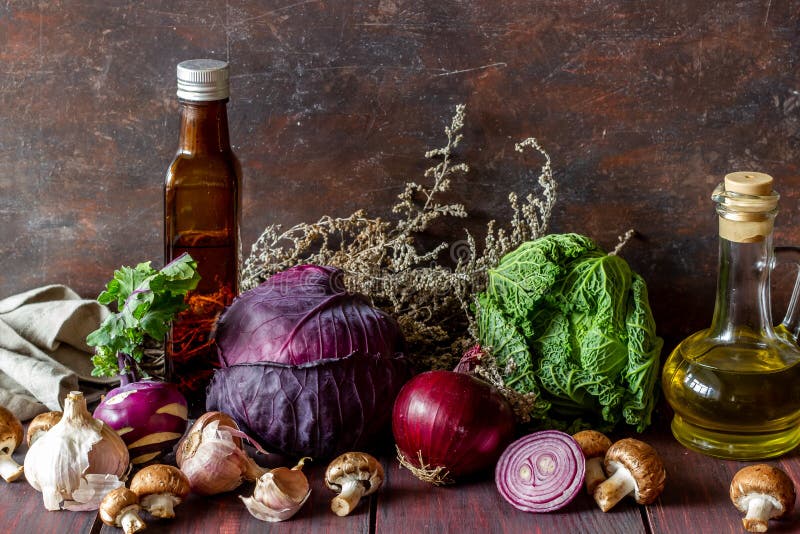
[97,262,156,308]
[86,253,201,378]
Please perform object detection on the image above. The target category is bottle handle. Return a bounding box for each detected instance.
[775,246,800,341]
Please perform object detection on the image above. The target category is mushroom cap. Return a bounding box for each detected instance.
[26,411,62,447]
[730,464,796,519]
[604,438,666,505]
[572,430,612,459]
[130,464,191,500]
[100,487,140,526]
[0,406,23,451]
[325,452,384,496]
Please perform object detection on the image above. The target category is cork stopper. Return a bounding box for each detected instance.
[724,171,773,196]
[714,171,779,243]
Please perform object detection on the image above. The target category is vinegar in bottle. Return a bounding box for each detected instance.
[164,59,240,411]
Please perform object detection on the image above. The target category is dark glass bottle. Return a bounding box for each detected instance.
[164,59,240,410]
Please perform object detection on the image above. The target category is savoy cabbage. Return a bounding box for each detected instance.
[476,233,662,432]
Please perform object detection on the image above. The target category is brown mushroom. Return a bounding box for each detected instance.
[593,438,665,512]
[129,464,190,518]
[99,486,147,534]
[572,430,612,494]
[0,406,24,482]
[730,464,796,532]
[325,452,384,516]
[26,411,62,447]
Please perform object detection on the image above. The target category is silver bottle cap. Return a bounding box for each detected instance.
[176,59,229,101]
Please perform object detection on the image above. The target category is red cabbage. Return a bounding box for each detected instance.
[215,265,403,366]
[207,265,410,458]
[207,352,410,458]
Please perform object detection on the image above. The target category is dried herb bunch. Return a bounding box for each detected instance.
[242,105,557,371]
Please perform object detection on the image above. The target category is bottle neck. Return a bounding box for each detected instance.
[709,235,775,340]
[178,99,231,154]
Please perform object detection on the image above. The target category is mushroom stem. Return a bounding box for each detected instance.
[584,457,606,495]
[140,493,180,518]
[331,479,367,517]
[594,467,636,512]
[743,496,774,533]
[0,454,23,482]
[118,505,146,534]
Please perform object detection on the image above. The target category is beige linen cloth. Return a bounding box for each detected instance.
[0,285,116,421]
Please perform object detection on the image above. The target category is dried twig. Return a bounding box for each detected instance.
[242,105,557,370]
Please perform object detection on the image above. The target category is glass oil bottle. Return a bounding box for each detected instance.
[662,171,800,459]
[164,59,241,411]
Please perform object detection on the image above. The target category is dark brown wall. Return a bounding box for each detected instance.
[2,1,799,347]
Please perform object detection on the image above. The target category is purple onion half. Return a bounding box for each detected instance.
[495,430,585,513]
[94,380,188,464]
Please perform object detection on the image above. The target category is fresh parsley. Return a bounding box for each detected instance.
[86,253,201,377]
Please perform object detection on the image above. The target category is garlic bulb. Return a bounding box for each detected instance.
[176,411,267,495]
[241,458,311,522]
[24,391,130,511]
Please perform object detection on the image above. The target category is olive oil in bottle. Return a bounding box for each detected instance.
[662,172,800,459]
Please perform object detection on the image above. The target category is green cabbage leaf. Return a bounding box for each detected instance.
[477,233,662,432]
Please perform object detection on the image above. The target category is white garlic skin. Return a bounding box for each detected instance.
[240,459,311,522]
[177,417,266,495]
[24,391,130,511]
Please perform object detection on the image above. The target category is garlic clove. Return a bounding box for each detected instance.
[64,474,126,511]
[241,458,311,522]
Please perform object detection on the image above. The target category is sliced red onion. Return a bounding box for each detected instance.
[495,430,585,513]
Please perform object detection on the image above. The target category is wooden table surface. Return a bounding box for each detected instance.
[4,407,800,534]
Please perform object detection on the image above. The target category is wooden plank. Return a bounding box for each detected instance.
[643,415,800,533]
[97,461,370,534]
[375,453,646,534]
[0,423,369,533]
[6,421,800,533]
[0,433,100,533]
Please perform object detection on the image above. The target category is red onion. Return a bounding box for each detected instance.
[392,370,515,485]
[94,380,188,465]
[495,431,585,513]
[453,344,488,374]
